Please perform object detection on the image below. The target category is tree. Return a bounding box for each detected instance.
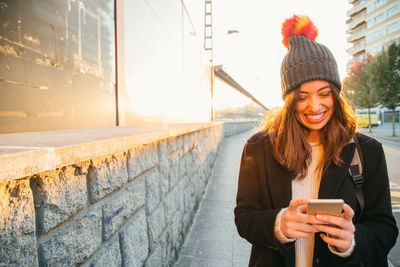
[343,56,378,132]
[371,43,400,136]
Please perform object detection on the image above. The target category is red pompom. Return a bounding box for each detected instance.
[281,15,318,49]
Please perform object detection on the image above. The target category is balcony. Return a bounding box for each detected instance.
[347,2,367,17]
[347,28,366,42]
[346,43,366,55]
[347,13,366,30]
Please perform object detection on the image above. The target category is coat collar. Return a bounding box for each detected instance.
[266,141,357,206]
[267,156,293,208]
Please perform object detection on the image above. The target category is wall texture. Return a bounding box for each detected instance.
[222,121,257,138]
[0,124,223,266]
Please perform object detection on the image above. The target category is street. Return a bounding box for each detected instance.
[384,141,400,266]
[360,124,400,266]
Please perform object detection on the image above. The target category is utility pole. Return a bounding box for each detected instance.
[204,0,214,121]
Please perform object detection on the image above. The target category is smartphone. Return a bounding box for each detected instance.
[307,199,344,216]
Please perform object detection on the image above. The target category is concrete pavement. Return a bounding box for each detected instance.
[174,129,254,267]
[359,123,400,144]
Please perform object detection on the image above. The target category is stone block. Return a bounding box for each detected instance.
[103,177,145,240]
[147,204,165,250]
[185,151,195,169]
[182,134,194,153]
[157,141,170,198]
[81,236,121,267]
[0,178,38,266]
[30,165,88,235]
[177,179,184,213]
[183,175,196,215]
[159,169,169,199]
[39,210,102,266]
[168,153,180,188]
[160,225,173,267]
[171,210,183,251]
[145,168,161,213]
[179,153,188,177]
[145,243,162,267]
[88,151,128,203]
[163,187,179,223]
[167,136,182,155]
[119,209,148,266]
[127,143,158,181]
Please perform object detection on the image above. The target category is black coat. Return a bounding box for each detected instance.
[234,131,398,267]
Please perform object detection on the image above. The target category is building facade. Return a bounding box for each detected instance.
[346,0,400,69]
[0,0,213,134]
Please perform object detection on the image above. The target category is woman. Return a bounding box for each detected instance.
[234,15,398,267]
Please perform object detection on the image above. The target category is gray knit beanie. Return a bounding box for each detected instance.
[280,15,341,98]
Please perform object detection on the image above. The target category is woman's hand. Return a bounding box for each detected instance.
[281,199,321,239]
[314,203,355,252]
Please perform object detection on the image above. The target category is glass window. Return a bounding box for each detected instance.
[387,4,399,18]
[374,13,385,24]
[387,22,399,34]
[367,4,374,14]
[375,0,386,9]
[367,19,372,28]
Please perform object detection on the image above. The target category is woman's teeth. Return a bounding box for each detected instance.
[306,113,324,120]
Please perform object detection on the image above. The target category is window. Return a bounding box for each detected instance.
[376,28,386,39]
[386,4,399,18]
[387,22,399,34]
[367,28,386,42]
[374,13,385,24]
[356,0,366,7]
[367,4,374,14]
[375,0,386,9]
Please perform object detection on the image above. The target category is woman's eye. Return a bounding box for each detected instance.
[320,91,331,97]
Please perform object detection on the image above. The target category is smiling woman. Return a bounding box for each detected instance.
[234,14,398,267]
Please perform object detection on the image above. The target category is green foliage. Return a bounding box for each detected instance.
[369,42,400,136]
[343,56,378,110]
[371,43,400,111]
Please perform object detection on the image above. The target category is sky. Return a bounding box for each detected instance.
[212,0,352,109]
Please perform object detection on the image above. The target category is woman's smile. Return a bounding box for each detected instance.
[304,111,327,123]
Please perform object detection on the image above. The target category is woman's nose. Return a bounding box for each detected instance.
[308,96,321,112]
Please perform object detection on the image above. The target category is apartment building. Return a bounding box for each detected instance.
[346,0,400,70]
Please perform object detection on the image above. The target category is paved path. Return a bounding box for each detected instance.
[174,129,254,267]
[359,123,400,144]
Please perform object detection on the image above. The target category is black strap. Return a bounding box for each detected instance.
[350,135,365,221]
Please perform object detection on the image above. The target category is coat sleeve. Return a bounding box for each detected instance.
[348,141,398,263]
[234,138,294,254]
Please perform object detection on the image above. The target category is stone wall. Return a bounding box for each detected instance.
[0,124,223,266]
[222,120,257,138]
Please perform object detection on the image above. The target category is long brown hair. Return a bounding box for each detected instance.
[263,83,357,179]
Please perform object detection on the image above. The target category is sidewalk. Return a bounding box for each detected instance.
[174,129,254,267]
[359,123,400,144]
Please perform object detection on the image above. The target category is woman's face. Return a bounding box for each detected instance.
[295,80,334,141]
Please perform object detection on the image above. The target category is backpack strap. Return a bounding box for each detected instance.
[349,135,365,221]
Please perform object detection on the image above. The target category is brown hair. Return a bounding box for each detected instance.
[263,83,357,179]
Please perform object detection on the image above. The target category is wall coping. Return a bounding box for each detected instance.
[0,122,223,183]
